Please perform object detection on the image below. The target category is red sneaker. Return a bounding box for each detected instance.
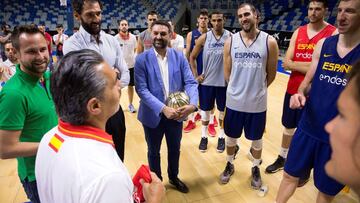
[213,116,218,127]
[208,124,216,137]
[194,113,201,122]
[184,120,196,133]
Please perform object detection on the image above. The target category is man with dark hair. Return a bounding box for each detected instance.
[53,24,68,61]
[38,24,52,62]
[0,40,18,83]
[36,49,165,203]
[276,0,360,202]
[64,0,130,161]
[190,10,231,153]
[38,24,54,70]
[0,25,58,203]
[266,0,336,175]
[0,40,18,90]
[115,19,138,113]
[0,24,12,61]
[167,20,184,53]
[135,20,198,193]
[325,60,360,199]
[219,3,278,188]
[183,8,209,133]
[137,10,158,53]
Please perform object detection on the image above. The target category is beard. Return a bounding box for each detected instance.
[21,58,49,75]
[81,17,101,35]
[242,22,255,33]
[153,39,167,49]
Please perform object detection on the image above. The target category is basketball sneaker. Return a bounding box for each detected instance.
[184,120,196,133]
[217,137,225,153]
[194,113,201,122]
[208,123,216,137]
[199,137,208,152]
[251,166,262,189]
[219,162,234,184]
[265,155,285,174]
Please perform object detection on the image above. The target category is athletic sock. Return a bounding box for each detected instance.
[209,113,214,124]
[279,147,288,159]
[218,129,225,138]
[253,158,262,167]
[201,125,208,138]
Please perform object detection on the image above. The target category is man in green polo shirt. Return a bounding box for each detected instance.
[0,25,58,203]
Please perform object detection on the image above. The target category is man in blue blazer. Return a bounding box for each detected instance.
[135,20,198,193]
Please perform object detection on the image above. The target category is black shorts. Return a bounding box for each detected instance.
[129,67,135,86]
[281,92,303,129]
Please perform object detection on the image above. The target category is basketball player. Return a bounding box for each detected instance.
[325,61,360,199]
[266,0,336,175]
[190,10,231,153]
[184,9,210,133]
[137,11,158,54]
[115,19,138,113]
[276,0,360,202]
[219,3,278,189]
[167,20,185,53]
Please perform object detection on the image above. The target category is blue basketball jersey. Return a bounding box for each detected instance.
[299,35,360,143]
[190,29,204,74]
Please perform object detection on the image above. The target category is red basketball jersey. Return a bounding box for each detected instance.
[286,24,336,94]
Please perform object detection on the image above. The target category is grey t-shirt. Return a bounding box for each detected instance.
[226,31,269,113]
[201,30,231,87]
[139,30,153,51]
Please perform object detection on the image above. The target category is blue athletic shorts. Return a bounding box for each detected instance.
[281,92,303,129]
[224,107,266,140]
[199,85,226,111]
[284,128,344,196]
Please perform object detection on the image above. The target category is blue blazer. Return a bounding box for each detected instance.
[135,48,198,128]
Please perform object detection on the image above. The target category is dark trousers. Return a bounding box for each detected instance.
[143,116,182,180]
[21,178,40,203]
[106,105,126,161]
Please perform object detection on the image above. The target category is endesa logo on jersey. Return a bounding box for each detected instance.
[319,62,352,86]
[296,52,313,59]
[295,43,315,59]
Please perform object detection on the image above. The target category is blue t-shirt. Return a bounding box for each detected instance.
[190,29,204,74]
[299,35,360,143]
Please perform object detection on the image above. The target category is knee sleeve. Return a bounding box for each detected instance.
[226,136,238,147]
[201,110,211,122]
[219,111,225,120]
[251,139,263,151]
[283,128,296,136]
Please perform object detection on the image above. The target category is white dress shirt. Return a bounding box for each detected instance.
[154,49,169,99]
[63,26,129,88]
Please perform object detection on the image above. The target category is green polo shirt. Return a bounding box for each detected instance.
[0,64,58,181]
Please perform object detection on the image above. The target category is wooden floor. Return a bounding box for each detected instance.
[0,73,358,203]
